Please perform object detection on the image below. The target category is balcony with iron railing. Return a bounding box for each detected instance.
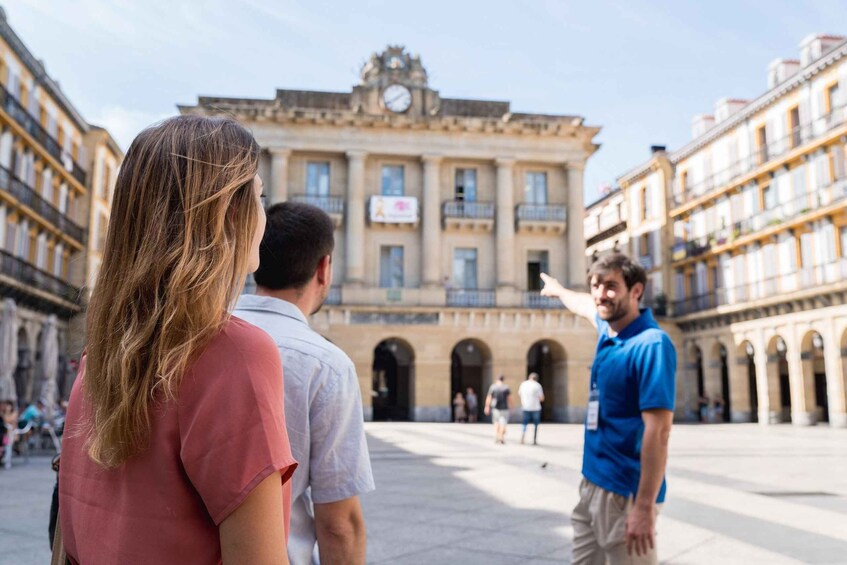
[515,203,567,234]
[672,102,847,209]
[289,194,345,227]
[442,200,495,231]
[670,175,847,263]
[0,249,80,305]
[0,165,86,243]
[672,257,847,316]
[522,291,563,309]
[0,82,87,186]
[446,289,496,307]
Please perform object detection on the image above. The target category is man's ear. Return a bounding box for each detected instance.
[316,255,332,286]
[632,282,645,301]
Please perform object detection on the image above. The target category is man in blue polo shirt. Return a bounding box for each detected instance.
[540,253,675,565]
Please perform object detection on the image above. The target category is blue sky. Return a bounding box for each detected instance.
[6,0,847,203]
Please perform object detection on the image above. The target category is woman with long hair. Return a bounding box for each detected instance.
[59,115,297,564]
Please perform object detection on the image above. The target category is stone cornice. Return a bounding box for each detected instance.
[670,38,847,164]
[179,101,601,140]
[674,280,847,332]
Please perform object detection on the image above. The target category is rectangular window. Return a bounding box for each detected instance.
[306,162,330,196]
[640,187,649,221]
[379,246,404,288]
[524,172,548,204]
[840,226,847,258]
[757,125,768,164]
[381,165,404,196]
[53,243,63,277]
[454,168,477,201]
[526,250,549,291]
[826,83,840,114]
[452,248,478,289]
[789,106,801,148]
[792,165,806,200]
[832,144,846,181]
[762,185,776,210]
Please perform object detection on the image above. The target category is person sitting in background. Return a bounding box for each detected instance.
[19,399,44,427]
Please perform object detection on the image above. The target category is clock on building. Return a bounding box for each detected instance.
[383,84,412,113]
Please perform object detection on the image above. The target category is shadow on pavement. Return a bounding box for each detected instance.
[362,433,573,565]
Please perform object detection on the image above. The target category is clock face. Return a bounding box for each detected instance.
[383,84,412,113]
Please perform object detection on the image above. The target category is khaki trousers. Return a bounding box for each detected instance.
[571,478,660,565]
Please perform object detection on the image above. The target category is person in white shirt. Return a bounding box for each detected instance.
[518,373,545,445]
[235,202,375,565]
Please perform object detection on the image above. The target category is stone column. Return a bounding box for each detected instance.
[822,321,847,427]
[268,148,291,204]
[785,332,812,426]
[729,350,752,423]
[345,151,367,285]
[566,162,587,288]
[753,332,773,424]
[421,155,442,288]
[495,158,516,289]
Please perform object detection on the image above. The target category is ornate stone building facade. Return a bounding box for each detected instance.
[182,46,604,422]
[603,33,847,427]
[0,9,122,403]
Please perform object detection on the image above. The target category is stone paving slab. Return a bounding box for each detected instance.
[1,423,846,564]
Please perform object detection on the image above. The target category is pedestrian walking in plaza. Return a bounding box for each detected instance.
[519,372,545,445]
[59,116,297,564]
[540,253,676,565]
[235,201,374,565]
[484,375,513,444]
[453,391,468,422]
[466,387,479,422]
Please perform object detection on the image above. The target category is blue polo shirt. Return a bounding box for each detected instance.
[582,308,676,503]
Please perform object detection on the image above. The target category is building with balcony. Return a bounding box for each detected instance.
[0,9,121,404]
[613,33,847,427]
[182,45,602,422]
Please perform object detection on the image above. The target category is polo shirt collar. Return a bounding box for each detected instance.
[235,294,309,326]
[605,308,656,343]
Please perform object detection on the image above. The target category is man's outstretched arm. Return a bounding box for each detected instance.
[539,273,597,327]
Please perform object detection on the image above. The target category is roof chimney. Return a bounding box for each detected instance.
[767,59,800,89]
[714,98,749,123]
[650,145,666,154]
[692,115,715,139]
[799,33,845,67]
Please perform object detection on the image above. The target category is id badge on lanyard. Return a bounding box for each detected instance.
[586,385,600,431]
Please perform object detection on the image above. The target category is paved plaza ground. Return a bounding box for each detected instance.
[1,423,846,564]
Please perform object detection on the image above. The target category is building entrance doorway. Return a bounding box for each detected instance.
[372,339,414,421]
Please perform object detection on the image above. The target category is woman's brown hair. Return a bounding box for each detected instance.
[84,115,261,468]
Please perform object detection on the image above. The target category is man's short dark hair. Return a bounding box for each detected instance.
[587,253,647,293]
[253,201,335,290]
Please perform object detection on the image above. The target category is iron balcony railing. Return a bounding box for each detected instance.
[289,194,344,215]
[0,165,86,243]
[325,285,342,305]
[442,200,495,219]
[672,257,847,316]
[0,82,87,186]
[515,203,567,222]
[0,249,80,304]
[522,291,562,309]
[670,176,847,262]
[446,289,496,307]
[672,102,847,207]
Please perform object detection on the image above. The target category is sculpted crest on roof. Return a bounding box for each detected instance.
[360,45,428,88]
